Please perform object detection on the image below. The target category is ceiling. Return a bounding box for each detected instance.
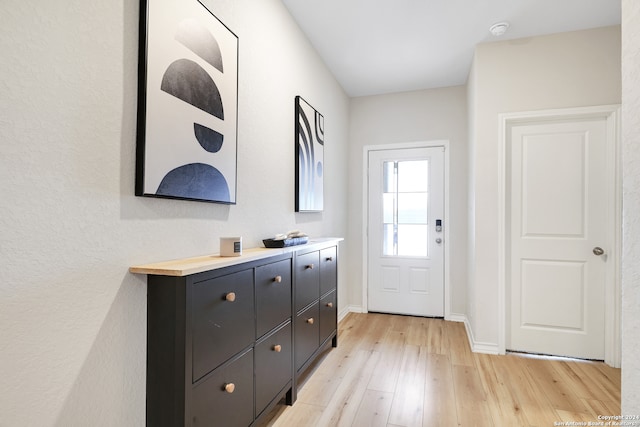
[281,0,621,97]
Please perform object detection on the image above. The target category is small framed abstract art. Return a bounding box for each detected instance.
[135,0,238,204]
[295,96,324,212]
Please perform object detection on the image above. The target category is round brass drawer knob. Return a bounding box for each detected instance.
[225,292,236,302]
[274,275,282,283]
[306,318,314,325]
[273,344,282,352]
[326,302,333,308]
[224,383,235,394]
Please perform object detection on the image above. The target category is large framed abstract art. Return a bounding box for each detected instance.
[295,96,324,212]
[136,0,238,204]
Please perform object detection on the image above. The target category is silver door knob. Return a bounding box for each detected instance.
[593,247,605,256]
[435,238,442,244]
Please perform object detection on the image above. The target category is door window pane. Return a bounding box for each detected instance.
[383,224,395,256]
[383,161,396,193]
[398,193,428,224]
[398,160,429,192]
[383,193,395,224]
[381,159,429,257]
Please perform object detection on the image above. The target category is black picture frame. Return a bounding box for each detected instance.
[136,0,238,204]
[295,96,324,212]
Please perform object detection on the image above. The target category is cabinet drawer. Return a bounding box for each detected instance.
[319,290,337,345]
[256,259,292,338]
[319,247,337,296]
[295,251,319,312]
[192,269,255,382]
[255,321,292,416]
[191,348,254,427]
[294,303,319,370]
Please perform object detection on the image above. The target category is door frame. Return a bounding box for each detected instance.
[497,105,621,367]
[362,140,452,318]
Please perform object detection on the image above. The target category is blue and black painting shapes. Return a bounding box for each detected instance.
[298,107,315,186]
[161,58,224,120]
[194,123,223,153]
[155,18,233,202]
[298,107,325,179]
[314,110,324,178]
[176,18,224,73]
[156,163,230,202]
[315,111,324,145]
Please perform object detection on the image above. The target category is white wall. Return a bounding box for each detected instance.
[347,87,468,315]
[466,58,478,336]
[467,26,621,346]
[0,0,349,425]
[621,0,640,414]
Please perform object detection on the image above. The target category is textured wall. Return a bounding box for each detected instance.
[467,26,622,345]
[621,0,640,414]
[347,86,468,316]
[0,0,349,425]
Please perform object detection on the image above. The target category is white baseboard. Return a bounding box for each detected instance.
[446,312,466,323]
[338,305,364,322]
[462,316,501,355]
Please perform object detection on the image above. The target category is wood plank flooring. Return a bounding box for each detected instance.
[259,312,621,427]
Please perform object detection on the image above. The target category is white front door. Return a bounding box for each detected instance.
[367,147,444,317]
[508,117,609,360]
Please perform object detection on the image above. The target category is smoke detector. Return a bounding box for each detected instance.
[489,22,510,36]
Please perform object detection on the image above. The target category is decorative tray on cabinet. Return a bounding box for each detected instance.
[262,237,308,248]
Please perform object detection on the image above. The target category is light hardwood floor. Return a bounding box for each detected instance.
[259,312,620,427]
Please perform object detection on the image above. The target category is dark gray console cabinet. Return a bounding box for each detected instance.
[293,246,338,380]
[132,239,341,427]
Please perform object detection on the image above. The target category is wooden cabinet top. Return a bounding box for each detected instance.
[129,237,343,277]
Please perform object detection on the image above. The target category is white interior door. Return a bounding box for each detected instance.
[367,147,444,317]
[508,117,609,360]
